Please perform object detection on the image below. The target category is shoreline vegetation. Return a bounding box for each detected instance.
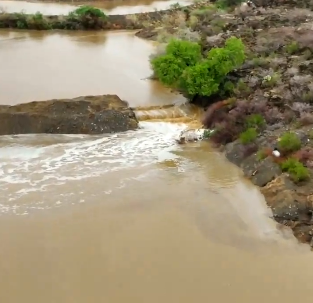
[0,2,206,30]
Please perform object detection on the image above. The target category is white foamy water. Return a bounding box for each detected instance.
[0,122,188,214]
[0,121,300,249]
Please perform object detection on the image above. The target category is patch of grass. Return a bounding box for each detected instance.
[70,5,107,19]
[280,158,310,182]
[14,12,28,29]
[192,5,218,16]
[285,41,299,55]
[262,72,281,88]
[203,129,214,139]
[13,11,51,29]
[256,149,268,161]
[278,132,302,154]
[235,79,251,96]
[245,114,265,129]
[239,128,257,144]
[309,129,313,140]
[68,5,107,29]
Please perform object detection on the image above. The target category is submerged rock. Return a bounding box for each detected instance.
[0,95,138,135]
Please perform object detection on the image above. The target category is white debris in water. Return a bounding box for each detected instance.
[176,128,214,144]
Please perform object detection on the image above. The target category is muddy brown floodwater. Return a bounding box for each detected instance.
[1,9,313,303]
[0,29,186,106]
[1,121,313,303]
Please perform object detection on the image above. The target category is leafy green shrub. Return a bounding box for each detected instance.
[14,13,28,29]
[203,129,214,139]
[280,158,309,182]
[278,132,301,153]
[239,128,257,144]
[68,5,107,29]
[262,72,281,88]
[235,79,251,96]
[256,149,267,161]
[245,114,265,129]
[285,41,299,55]
[151,39,202,87]
[151,36,245,97]
[70,6,107,18]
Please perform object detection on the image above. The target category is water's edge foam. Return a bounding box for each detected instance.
[0,122,187,214]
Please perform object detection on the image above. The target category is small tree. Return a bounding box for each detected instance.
[151,39,202,87]
[151,36,245,97]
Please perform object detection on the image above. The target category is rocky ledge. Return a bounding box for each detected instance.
[224,131,313,247]
[0,95,138,135]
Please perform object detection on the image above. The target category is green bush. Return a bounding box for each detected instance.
[13,12,51,29]
[239,128,257,144]
[68,5,107,29]
[151,37,245,97]
[280,158,309,182]
[278,132,301,153]
[14,13,28,29]
[70,5,107,19]
[180,60,220,96]
[285,41,299,55]
[151,39,202,87]
[245,114,265,129]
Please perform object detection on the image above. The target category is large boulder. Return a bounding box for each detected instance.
[0,95,138,135]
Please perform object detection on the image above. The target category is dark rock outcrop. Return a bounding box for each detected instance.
[224,137,313,246]
[0,95,138,135]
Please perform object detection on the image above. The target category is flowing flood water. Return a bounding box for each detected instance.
[1,3,313,302]
[0,30,186,106]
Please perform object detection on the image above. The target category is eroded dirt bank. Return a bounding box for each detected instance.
[0,95,138,135]
[139,0,313,246]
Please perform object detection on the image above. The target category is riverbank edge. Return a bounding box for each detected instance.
[219,135,313,248]
[0,1,208,30]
